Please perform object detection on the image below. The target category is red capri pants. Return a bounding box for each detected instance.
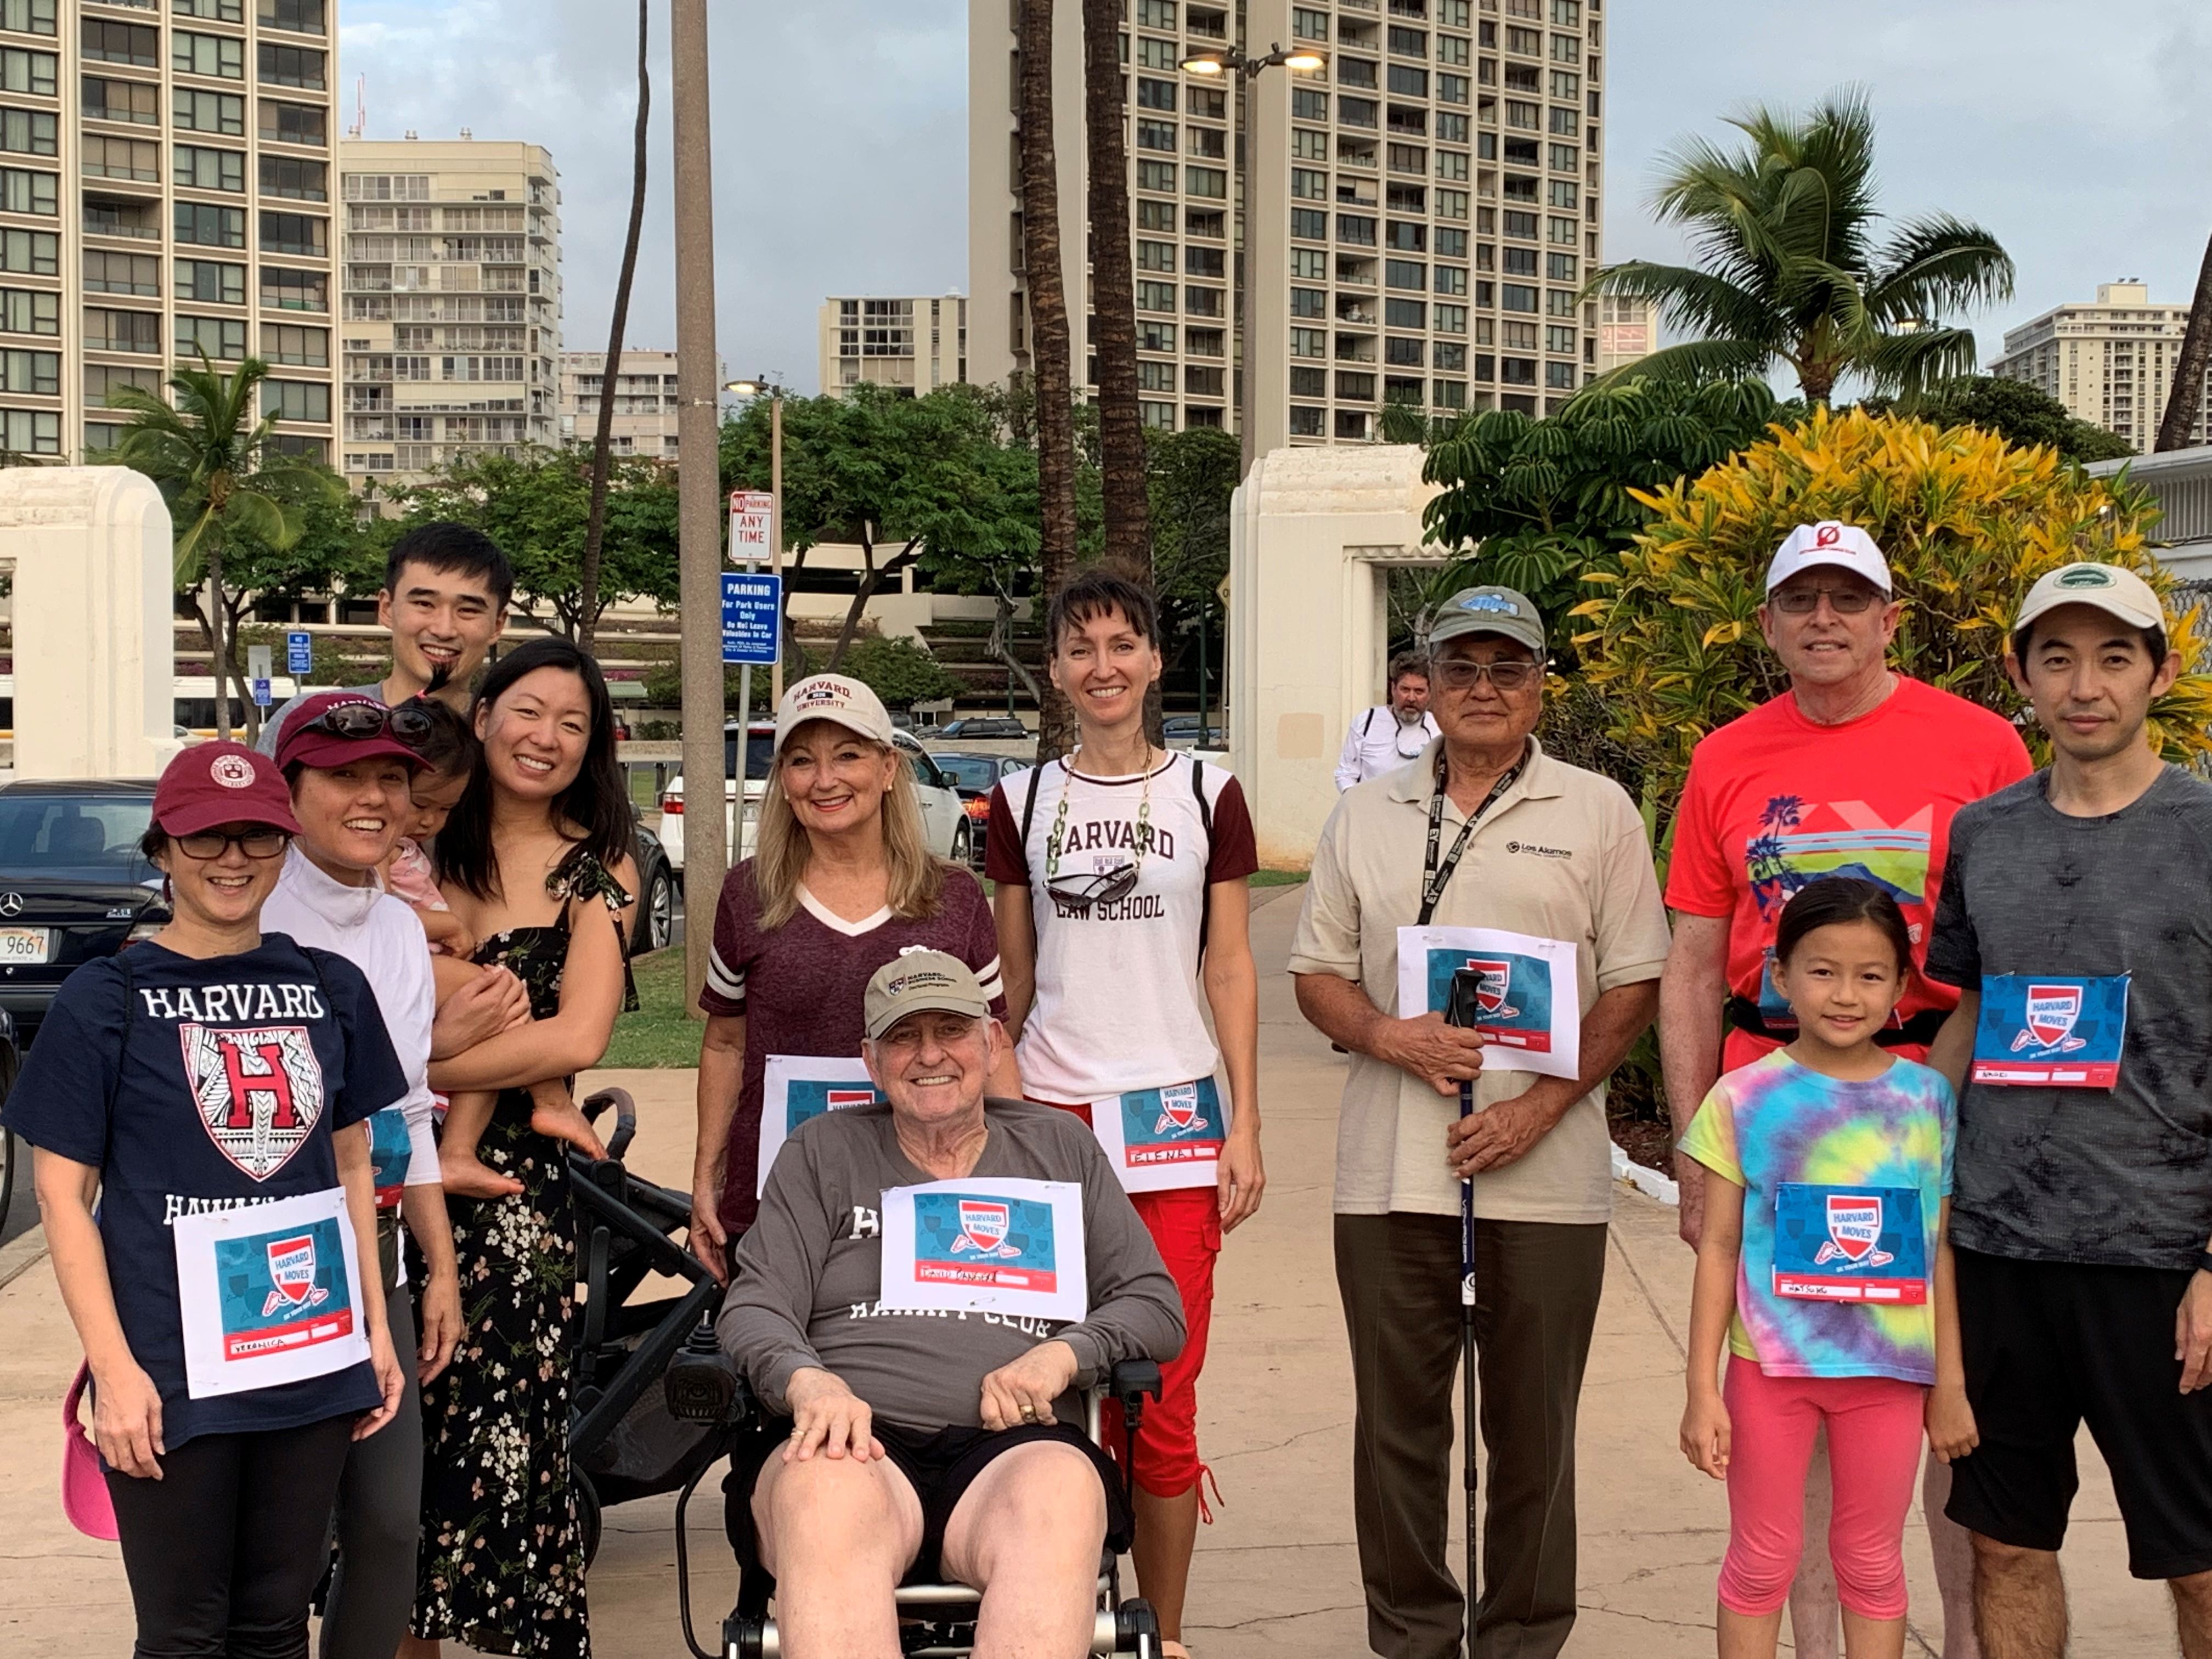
[1718,1356,1926,1621]
[1039,1100,1221,1502]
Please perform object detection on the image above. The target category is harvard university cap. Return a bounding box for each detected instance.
[1764,522,1894,596]
[864,950,991,1040]
[775,673,896,754]
[153,741,302,839]
[2012,561,2167,637]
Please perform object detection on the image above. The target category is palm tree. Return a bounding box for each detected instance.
[1018,0,1079,759]
[577,0,650,652]
[108,355,342,738]
[1587,91,2013,405]
[2159,232,2212,452]
[1082,0,1151,576]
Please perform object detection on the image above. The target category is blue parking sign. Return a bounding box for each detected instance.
[286,630,313,674]
[721,572,782,665]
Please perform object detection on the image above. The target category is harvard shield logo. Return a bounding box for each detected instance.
[2015,985,2085,1052]
[259,1233,331,1318]
[1464,957,1519,1019]
[1812,1194,1895,1269]
[949,1199,1021,1259]
[182,1024,326,1181]
[1153,1083,1209,1136]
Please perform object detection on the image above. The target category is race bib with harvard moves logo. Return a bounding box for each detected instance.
[878,1176,1088,1322]
[172,1185,370,1398]
[1090,1076,1229,1193]
[1971,974,2129,1088]
[1771,1182,1929,1304]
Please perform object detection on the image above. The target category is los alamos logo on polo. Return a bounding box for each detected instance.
[912,1190,1059,1294]
[181,1024,326,1180]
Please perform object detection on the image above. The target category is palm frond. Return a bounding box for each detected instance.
[1587,338,1775,392]
[1856,327,1985,402]
[1864,215,2016,320]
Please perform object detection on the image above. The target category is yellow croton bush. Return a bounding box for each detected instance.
[1572,407,2212,821]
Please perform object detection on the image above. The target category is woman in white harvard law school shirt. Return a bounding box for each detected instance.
[986,567,1262,1659]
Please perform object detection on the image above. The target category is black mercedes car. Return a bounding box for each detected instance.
[0,778,168,1046]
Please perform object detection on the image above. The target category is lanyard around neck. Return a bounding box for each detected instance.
[1417,749,1525,927]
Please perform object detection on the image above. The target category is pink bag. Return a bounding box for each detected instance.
[61,1363,119,1541]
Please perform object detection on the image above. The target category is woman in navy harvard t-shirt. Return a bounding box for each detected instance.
[4,743,408,1657]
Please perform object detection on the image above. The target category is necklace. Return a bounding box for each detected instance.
[1044,747,1155,903]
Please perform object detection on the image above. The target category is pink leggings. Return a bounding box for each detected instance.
[1717,1356,1927,1620]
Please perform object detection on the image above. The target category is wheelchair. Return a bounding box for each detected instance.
[663,1324,1169,1658]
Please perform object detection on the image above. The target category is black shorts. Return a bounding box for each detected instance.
[729,1418,1130,1585]
[1945,1248,2212,1579]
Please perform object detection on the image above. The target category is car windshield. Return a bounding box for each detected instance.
[722,731,776,782]
[933,756,1004,791]
[0,793,153,882]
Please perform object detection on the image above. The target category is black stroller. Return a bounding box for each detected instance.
[566,1089,739,1564]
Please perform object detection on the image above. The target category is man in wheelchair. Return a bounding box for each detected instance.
[716,952,1188,1658]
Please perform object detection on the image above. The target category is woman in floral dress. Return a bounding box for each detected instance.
[404,637,639,1659]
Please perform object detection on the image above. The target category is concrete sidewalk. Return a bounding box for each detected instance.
[0,885,2180,1655]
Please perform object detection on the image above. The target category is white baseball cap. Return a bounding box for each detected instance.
[1764,522,1893,597]
[774,673,895,753]
[2012,562,2167,638]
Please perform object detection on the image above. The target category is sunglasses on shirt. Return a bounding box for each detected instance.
[1044,863,1143,908]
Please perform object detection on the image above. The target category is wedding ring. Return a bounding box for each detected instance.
[1020,1404,1039,1422]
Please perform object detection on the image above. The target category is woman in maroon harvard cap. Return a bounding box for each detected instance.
[0,741,414,1657]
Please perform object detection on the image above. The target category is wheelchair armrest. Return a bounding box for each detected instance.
[664,1324,755,1428]
[1109,1359,1163,1432]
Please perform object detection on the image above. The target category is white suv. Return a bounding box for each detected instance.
[657,722,972,871]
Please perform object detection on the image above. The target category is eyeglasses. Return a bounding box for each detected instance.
[1769,586,1881,616]
[174,828,290,860]
[1435,659,1542,692]
[303,703,436,745]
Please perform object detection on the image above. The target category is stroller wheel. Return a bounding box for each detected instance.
[1115,1597,1163,1655]
[575,1471,602,1567]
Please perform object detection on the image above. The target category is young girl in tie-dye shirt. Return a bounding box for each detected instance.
[1677,876,1965,1659]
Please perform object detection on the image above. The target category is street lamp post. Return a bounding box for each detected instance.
[1182,42,1327,481]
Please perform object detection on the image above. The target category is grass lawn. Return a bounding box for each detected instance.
[602,946,702,1069]
[1251,868,1308,888]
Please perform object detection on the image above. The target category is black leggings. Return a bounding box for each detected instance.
[105,1413,356,1659]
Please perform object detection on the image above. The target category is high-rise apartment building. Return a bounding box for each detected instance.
[557,347,682,459]
[818,291,968,397]
[336,135,560,485]
[1990,280,2209,455]
[1593,289,1647,374]
[0,0,339,464]
[969,0,1606,454]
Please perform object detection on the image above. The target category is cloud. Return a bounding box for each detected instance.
[342,1,2212,395]
[340,0,967,394]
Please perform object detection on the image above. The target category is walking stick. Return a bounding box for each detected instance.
[1446,970,1485,1654]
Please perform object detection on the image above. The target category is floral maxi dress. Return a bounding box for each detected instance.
[410,853,636,1659]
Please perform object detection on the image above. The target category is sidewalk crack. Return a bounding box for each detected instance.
[1609,1222,1688,1359]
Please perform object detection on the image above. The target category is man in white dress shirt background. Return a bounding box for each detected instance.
[1336,652,1441,791]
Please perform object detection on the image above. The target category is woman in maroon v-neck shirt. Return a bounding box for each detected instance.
[686,675,1017,1278]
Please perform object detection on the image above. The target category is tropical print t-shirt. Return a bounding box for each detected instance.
[1667,678,2032,1068]
[1678,1048,1955,1384]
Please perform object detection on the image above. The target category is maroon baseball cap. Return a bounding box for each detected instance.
[153,741,302,839]
[275,692,426,775]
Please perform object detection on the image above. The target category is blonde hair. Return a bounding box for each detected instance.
[752,736,949,930]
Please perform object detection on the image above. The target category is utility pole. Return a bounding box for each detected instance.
[672,0,724,1013]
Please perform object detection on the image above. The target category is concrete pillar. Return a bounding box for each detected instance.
[1226,444,1448,868]
[0,466,179,780]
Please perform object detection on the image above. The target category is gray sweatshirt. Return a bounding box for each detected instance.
[717,1098,1187,1432]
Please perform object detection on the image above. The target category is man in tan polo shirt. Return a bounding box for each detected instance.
[1290,585,1671,1659]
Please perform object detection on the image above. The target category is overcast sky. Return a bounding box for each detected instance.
[341,0,2212,396]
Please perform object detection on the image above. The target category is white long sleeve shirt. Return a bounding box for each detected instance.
[1335,706,1441,792]
[261,845,441,1195]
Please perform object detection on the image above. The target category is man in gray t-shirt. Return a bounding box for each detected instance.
[1925,562,2212,1651]
[255,521,511,756]
[716,952,1183,1651]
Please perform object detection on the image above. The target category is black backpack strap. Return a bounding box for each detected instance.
[1362,707,1375,738]
[1192,757,1215,969]
[1018,763,1047,885]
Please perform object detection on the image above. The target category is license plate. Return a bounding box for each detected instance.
[0,927,50,963]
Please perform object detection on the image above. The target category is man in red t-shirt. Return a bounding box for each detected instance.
[1660,521,2030,1659]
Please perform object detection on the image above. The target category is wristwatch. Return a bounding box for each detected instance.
[2197,1251,2212,1278]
